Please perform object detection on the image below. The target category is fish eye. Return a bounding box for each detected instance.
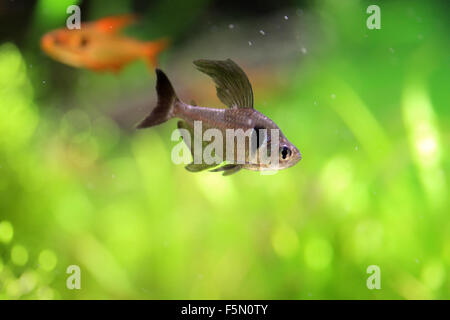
[53,36,61,45]
[79,36,89,48]
[280,146,292,160]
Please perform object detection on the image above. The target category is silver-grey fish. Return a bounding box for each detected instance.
[137,59,301,175]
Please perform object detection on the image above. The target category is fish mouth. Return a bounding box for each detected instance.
[40,34,52,50]
[284,149,302,169]
[284,157,301,169]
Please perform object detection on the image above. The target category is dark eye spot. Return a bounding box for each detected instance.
[80,36,89,48]
[280,146,291,160]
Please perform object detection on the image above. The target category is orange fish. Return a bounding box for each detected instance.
[41,14,169,72]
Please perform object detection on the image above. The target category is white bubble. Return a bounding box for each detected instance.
[228,24,234,29]
[284,16,288,20]
[300,47,307,54]
[259,30,265,36]
[248,41,253,46]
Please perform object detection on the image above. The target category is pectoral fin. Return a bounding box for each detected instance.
[193,59,254,109]
[185,163,218,172]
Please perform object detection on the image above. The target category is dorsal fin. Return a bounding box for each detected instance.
[93,14,137,34]
[193,59,254,109]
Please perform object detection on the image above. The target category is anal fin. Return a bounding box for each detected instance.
[210,164,242,176]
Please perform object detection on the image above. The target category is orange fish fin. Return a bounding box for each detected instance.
[111,64,124,74]
[85,61,124,73]
[94,14,138,34]
[143,38,170,69]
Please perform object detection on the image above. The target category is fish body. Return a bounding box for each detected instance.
[41,15,168,72]
[138,59,301,175]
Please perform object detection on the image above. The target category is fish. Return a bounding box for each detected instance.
[137,59,301,175]
[40,14,169,73]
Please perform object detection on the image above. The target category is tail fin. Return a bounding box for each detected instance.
[143,38,170,68]
[137,69,178,129]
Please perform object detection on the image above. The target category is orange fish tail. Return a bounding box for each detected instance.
[143,38,170,68]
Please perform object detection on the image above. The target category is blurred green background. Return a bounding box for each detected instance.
[0,0,449,299]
